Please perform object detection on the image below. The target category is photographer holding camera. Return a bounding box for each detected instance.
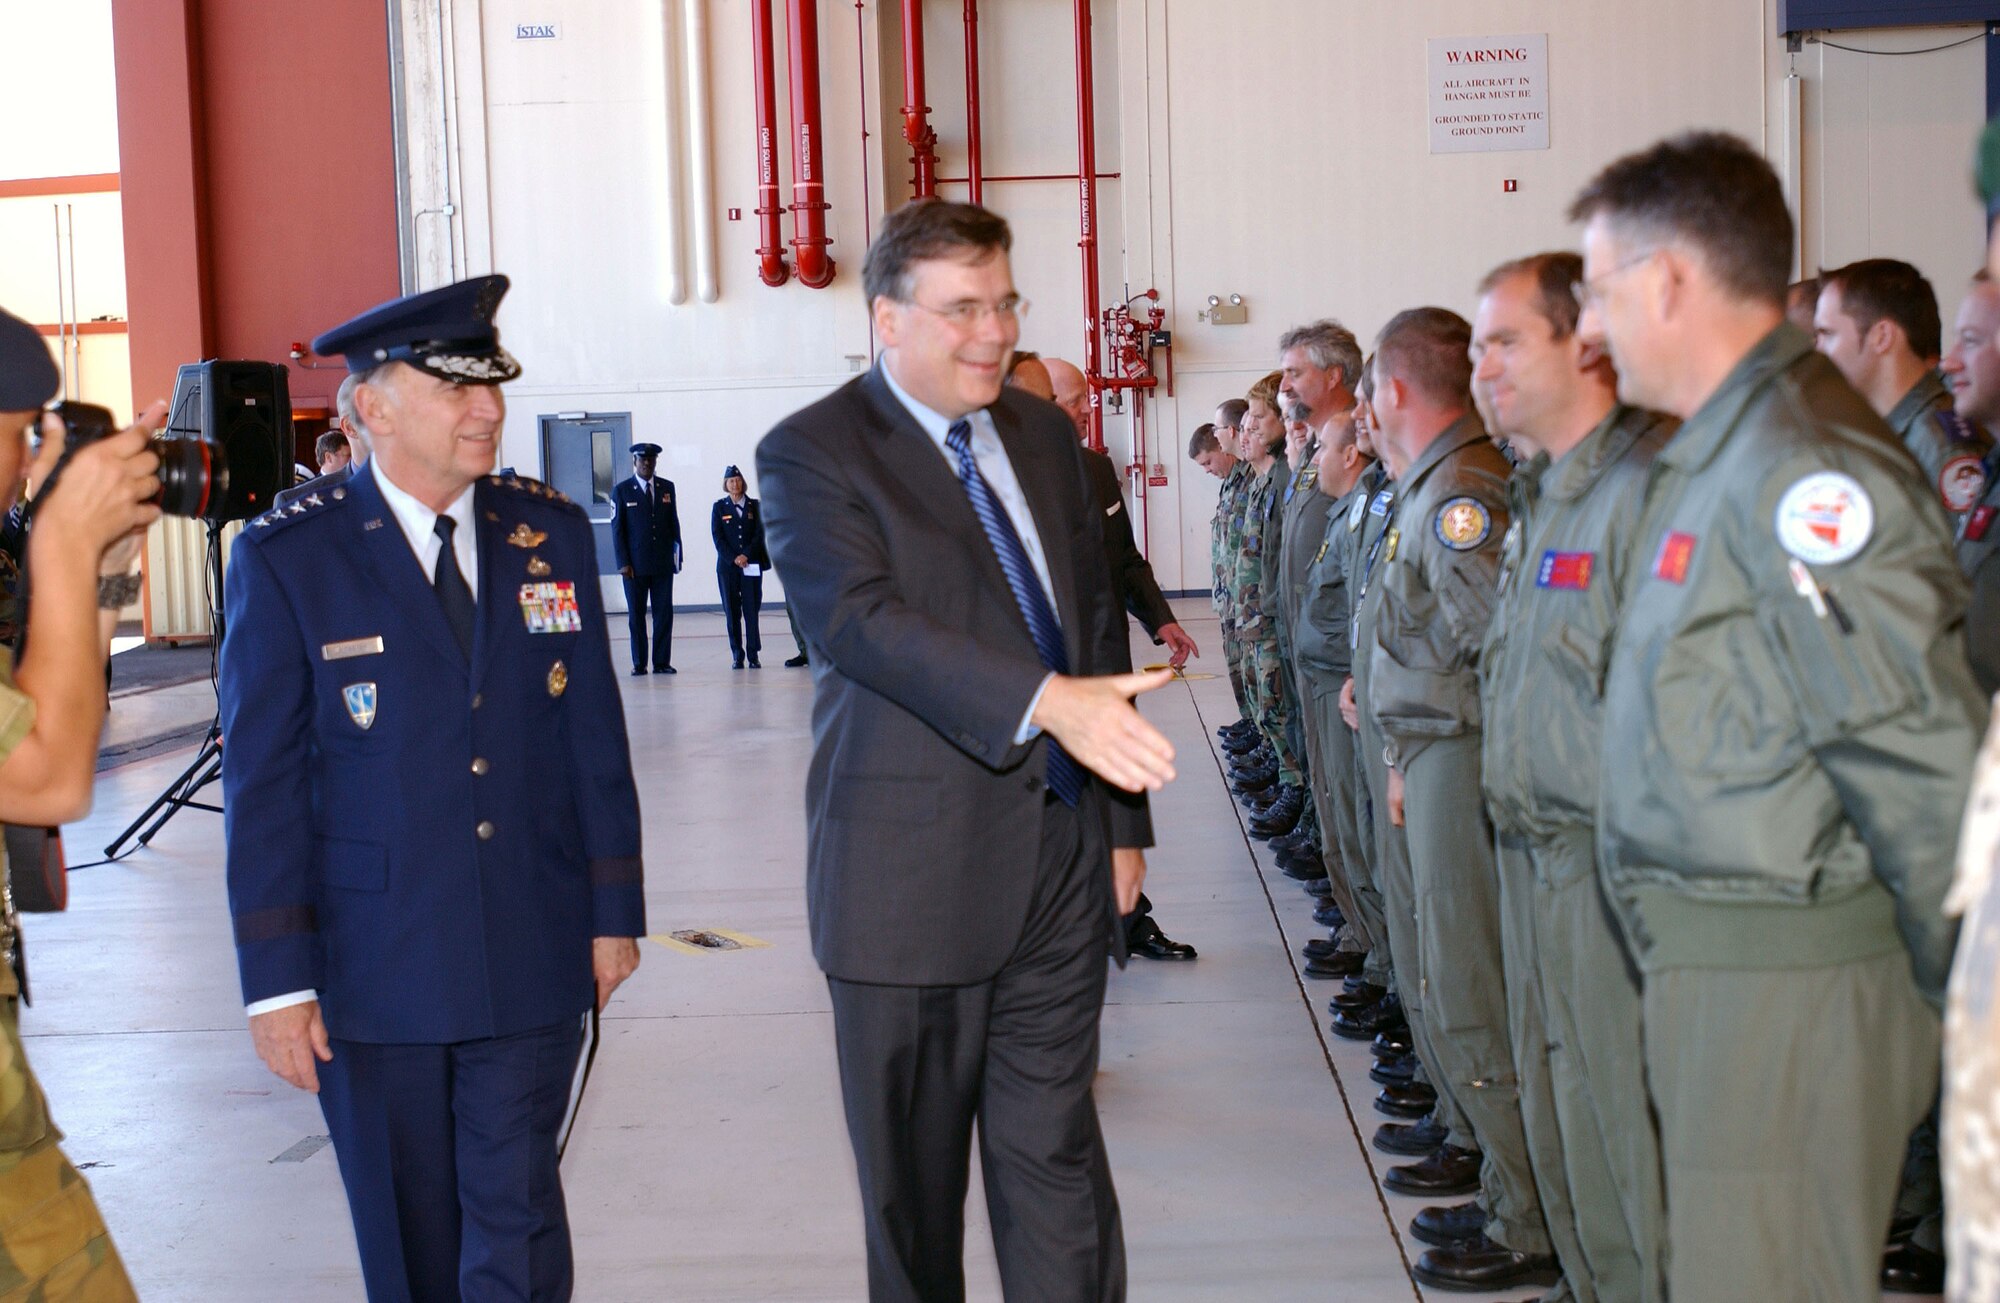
[0,305,165,1298]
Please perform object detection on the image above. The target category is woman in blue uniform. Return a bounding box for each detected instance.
[711,465,769,668]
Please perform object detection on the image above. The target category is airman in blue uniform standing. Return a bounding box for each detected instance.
[218,274,647,1303]
[611,441,681,675]
[712,465,768,668]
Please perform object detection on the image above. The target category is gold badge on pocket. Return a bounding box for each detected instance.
[527,556,551,577]
[548,660,568,698]
[507,523,548,549]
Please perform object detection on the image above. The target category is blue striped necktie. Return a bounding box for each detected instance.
[945,419,1082,807]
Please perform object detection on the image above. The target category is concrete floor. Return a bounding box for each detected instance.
[22,602,1928,1300]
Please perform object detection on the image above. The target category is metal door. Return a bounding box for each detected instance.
[538,412,631,574]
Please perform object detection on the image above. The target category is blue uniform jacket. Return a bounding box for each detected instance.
[611,475,681,575]
[711,496,769,570]
[218,467,646,1044]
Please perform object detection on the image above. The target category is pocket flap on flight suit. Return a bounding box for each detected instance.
[318,837,388,892]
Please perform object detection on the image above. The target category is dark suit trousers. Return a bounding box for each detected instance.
[716,566,762,658]
[622,571,674,670]
[317,1019,584,1303]
[825,801,1126,1303]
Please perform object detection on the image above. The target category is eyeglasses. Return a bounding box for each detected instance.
[1571,248,1658,312]
[901,295,1030,329]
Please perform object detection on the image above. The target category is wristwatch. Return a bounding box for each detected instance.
[97,572,142,610]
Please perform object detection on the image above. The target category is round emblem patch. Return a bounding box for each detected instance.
[1941,454,1987,514]
[1433,497,1492,551]
[1774,471,1874,565]
[1346,493,1367,531]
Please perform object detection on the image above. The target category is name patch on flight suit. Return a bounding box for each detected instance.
[1774,471,1874,566]
[1653,531,1697,585]
[1347,493,1368,532]
[1968,505,1999,543]
[1369,490,1393,517]
[519,582,583,633]
[1536,551,1595,590]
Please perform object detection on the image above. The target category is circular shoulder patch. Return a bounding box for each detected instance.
[1346,493,1367,531]
[1774,471,1874,565]
[1942,454,1987,514]
[1433,496,1493,551]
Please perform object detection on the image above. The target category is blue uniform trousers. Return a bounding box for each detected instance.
[317,1019,584,1303]
[621,570,675,671]
[717,565,762,659]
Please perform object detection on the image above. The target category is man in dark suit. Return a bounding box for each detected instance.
[611,441,681,675]
[759,200,1179,1303]
[273,372,368,511]
[219,275,646,1302]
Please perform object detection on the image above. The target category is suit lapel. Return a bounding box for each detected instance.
[470,481,508,692]
[990,401,1083,666]
[347,465,468,672]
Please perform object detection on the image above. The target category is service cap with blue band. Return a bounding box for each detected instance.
[631,442,662,457]
[0,305,61,412]
[311,274,523,384]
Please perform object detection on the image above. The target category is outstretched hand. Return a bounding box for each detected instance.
[1031,670,1177,793]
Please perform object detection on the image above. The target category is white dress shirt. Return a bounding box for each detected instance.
[244,460,482,1018]
[879,362,1058,744]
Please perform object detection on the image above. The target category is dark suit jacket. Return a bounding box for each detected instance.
[1082,447,1175,640]
[219,467,645,1043]
[272,459,357,511]
[611,475,681,575]
[758,369,1147,985]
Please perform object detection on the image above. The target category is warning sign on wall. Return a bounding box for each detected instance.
[1427,34,1549,155]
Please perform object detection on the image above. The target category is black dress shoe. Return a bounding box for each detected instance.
[1383,1144,1483,1198]
[656,664,678,674]
[748,656,761,668]
[1374,1081,1437,1119]
[1312,899,1345,927]
[1411,1235,1559,1293]
[783,653,808,667]
[1302,877,1334,899]
[1369,1053,1417,1087]
[630,666,649,676]
[1374,1115,1449,1157]
[1128,916,1198,961]
[1372,1028,1414,1059]
[1329,981,1388,1012]
[1330,992,1404,1040]
[1301,935,1343,961]
[1410,1201,1488,1248]
[732,654,745,669]
[1881,1241,1945,1293]
[1303,950,1364,980]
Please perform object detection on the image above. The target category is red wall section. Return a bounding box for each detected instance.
[111,0,401,417]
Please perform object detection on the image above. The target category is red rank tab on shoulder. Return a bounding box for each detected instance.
[1535,550,1594,590]
[1652,531,1696,584]
[1969,505,1998,543]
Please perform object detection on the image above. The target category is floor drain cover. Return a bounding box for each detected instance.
[669,929,742,950]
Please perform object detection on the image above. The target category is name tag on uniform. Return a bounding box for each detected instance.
[321,635,385,661]
[1535,551,1594,590]
[1968,505,1998,542]
[1653,531,1696,585]
[519,581,583,634]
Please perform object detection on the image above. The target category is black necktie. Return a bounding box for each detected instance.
[433,515,475,658]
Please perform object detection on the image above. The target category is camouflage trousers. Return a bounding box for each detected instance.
[0,1002,133,1302]
[1246,638,1302,786]
[1221,624,1254,723]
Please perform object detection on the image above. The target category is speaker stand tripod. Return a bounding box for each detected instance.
[104,519,227,859]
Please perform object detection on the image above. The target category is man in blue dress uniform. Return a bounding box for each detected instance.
[610,442,681,675]
[218,274,647,1302]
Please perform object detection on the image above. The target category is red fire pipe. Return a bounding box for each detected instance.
[963,0,983,206]
[751,0,791,286]
[901,0,939,198]
[786,0,837,288]
[1073,0,1105,451]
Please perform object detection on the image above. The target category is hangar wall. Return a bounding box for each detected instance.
[385,1,1996,595]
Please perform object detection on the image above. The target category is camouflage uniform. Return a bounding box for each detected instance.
[1237,460,1301,785]
[0,655,135,1301]
[1214,461,1255,721]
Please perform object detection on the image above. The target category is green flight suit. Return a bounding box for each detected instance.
[1481,406,1677,1303]
[1600,324,1982,1302]
[0,655,134,1300]
[1238,460,1301,784]
[1215,461,1255,721]
[1295,467,1386,963]
[1369,413,1549,1258]
[1277,445,1331,793]
[1956,452,2000,696]
[1332,465,1397,991]
[1886,369,1991,519]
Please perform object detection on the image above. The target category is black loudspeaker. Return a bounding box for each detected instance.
[165,360,292,522]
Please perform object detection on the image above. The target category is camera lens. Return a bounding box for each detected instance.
[153,437,228,520]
